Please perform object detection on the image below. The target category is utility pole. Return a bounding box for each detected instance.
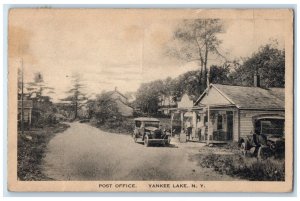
[21,58,24,135]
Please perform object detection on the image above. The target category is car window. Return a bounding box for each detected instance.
[145,122,159,128]
[257,119,284,135]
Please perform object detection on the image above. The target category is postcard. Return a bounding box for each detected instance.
[8,8,294,192]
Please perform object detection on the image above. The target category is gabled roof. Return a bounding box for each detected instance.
[176,93,196,102]
[106,90,128,100]
[106,90,134,109]
[195,84,285,110]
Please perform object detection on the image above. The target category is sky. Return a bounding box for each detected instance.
[9,9,285,102]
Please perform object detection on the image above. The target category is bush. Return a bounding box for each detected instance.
[199,154,285,181]
[17,123,70,180]
[92,117,134,135]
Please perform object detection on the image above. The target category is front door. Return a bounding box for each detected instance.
[226,111,233,140]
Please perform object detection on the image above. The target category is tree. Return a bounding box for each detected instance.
[62,74,87,119]
[26,72,55,101]
[231,42,285,88]
[22,72,57,127]
[87,92,121,124]
[135,80,165,114]
[209,65,231,85]
[167,19,225,93]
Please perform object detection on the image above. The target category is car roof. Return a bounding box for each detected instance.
[252,114,285,122]
[134,117,160,122]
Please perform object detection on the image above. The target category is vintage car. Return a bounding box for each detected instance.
[238,115,285,159]
[132,117,171,147]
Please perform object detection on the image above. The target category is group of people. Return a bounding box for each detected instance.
[184,117,207,141]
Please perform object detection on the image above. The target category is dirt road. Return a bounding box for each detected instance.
[43,122,237,181]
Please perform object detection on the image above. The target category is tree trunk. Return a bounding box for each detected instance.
[203,41,209,89]
[74,100,78,120]
[199,64,203,94]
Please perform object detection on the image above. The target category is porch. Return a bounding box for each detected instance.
[170,105,237,144]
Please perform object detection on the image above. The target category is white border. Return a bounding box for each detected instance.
[1,0,299,199]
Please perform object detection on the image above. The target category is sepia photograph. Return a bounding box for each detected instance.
[7,8,294,192]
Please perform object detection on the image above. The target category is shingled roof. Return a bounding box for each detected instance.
[196,84,285,110]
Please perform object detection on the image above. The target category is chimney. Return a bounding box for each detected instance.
[115,86,117,91]
[254,72,260,87]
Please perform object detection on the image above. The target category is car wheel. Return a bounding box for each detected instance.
[240,142,247,156]
[133,134,137,143]
[144,136,149,147]
[165,137,170,146]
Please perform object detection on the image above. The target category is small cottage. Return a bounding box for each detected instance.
[194,84,285,142]
[171,84,285,143]
[158,95,177,115]
[106,88,134,117]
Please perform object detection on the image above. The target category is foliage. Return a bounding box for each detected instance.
[61,74,87,119]
[87,92,122,124]
[26,72,55,99]
[136,40,284,114]
[87,92,134,134]
[90,117,134,135]
[135,80,165,114]
[231,42,285,88]
[210,65,231,85]
[135,65,231,114]
[198,153,285,181]
[19,71,57,128]
[167,19,226,93]
[17,123,70,180]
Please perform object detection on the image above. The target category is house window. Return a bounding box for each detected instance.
[217,114,223,130]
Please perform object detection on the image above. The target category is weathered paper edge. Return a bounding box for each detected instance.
[7,8,294,192]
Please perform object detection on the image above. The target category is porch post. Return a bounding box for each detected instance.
[192,111,197,139]
[170,112,173,136]
[180,111,184,133]
[207,105,210,145]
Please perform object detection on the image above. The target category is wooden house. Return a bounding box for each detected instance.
[158,95,177,115]
[106,88,134,117]
[194,84,285,142]
[171,84,284,143]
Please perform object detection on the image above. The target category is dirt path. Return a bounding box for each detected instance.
[42,122,238,181]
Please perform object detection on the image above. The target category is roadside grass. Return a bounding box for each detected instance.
[89,117,171,135]
[89,117,134,135]
[17,123,70,180]
[192,150,285,181]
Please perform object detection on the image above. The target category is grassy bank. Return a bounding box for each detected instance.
[89,117,134,135]
[17,123,70,180]
[89,117,171,135]
[193,151,285,181]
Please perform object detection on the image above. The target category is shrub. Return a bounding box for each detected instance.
[199,154,285,181]
[93,117,134,135]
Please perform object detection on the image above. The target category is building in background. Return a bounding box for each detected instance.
[18,99,33,129]
[106,87,134,117]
